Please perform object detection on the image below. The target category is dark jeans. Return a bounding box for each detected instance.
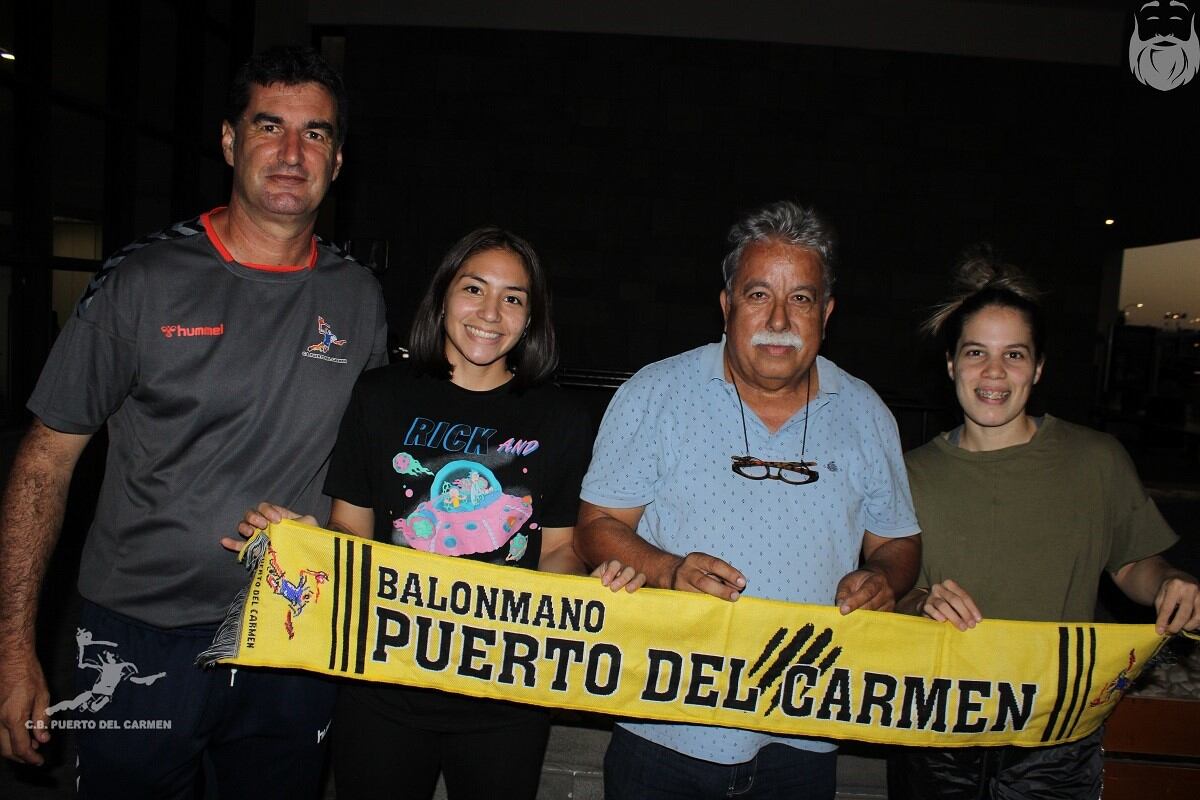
[604,725,837,800]
[331,686,551,800]
[72,601,337,800]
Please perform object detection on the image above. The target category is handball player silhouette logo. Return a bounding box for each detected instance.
[44,628,166,717]
[1129,0,1200,91]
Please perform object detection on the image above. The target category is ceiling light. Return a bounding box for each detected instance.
[0,49,14,62]
[1104,218,1115,226]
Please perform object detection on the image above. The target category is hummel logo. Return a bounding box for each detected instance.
[160,323,225,338]
[317,719,332,744]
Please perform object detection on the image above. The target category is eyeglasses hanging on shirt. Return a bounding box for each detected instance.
[729,370,819,485]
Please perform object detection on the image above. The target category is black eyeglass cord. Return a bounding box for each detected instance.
[729,367,811,461]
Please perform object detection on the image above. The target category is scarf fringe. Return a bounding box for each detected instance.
[195,532,270,667]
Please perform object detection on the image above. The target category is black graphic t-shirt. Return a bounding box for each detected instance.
[323,364,594,729]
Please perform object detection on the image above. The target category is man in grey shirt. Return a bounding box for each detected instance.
[0,46,387,799]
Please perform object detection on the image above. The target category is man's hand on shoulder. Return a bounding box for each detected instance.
[0,650,51,765]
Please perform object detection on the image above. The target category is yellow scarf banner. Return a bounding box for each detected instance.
[199,520,1167,748]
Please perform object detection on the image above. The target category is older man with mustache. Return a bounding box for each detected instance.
[575,201,921,800]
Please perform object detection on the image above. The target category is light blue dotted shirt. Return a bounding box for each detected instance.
[580,340,919,764]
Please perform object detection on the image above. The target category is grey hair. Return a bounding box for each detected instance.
[721,201,836,298]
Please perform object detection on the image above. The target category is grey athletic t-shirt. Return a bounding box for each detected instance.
[29,212,388,627]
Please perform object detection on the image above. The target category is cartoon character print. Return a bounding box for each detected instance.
[393,460,532,557]
[265,545,329,640]
[1090,649,1137,707]
[506,532,529,562]
[393,451,434,477]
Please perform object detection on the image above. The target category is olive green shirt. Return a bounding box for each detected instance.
[906,415,1177,622]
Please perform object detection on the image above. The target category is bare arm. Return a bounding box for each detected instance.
[541,525,646,591]
[574,501,745,600]
[0,419,92,764]
[327,500,374,539]
[540,526,589,575]
[1112,555,1200,635]
[834,532,921,615]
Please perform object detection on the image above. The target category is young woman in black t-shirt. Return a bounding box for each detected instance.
[234,227,643,799]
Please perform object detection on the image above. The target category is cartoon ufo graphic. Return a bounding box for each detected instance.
[394,460,532,557]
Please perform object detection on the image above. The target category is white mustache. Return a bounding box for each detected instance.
[750,331,806,349]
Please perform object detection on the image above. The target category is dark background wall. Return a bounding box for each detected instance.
[4,2,1199,431]
[334,24,1135,423]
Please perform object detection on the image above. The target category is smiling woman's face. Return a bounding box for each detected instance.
[948,304,1044,446]
[442,247,531,383]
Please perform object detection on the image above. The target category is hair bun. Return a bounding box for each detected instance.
[923,244,1042,337]
[951,244,1040,301]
